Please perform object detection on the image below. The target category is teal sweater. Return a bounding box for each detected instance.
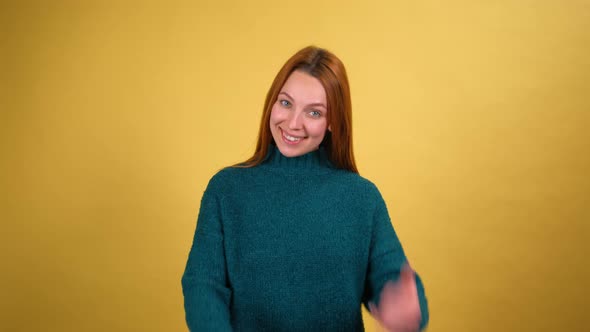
[181,145,429,331]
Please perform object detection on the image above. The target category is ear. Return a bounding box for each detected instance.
[328,124,332,132]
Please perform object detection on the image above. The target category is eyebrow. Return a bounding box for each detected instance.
[279,92,327,109]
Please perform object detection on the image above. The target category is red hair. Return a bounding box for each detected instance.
[238,46,358,173]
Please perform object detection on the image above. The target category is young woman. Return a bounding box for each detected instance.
[181,46,429,331]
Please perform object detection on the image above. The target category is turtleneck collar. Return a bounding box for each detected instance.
[261,143,334,173]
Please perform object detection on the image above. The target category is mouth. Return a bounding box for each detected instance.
[280,128,305,145]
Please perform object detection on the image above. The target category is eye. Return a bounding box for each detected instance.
[308,110,322,118]
[279,99,291,107]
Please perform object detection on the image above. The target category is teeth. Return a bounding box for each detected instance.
[284,132,301,142]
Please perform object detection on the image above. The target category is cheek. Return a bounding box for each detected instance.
[269,106,283,124]
[308,120,328,137]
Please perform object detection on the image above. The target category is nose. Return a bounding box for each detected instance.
[287,110,303,130]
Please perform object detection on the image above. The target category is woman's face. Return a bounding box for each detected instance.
[270,70,329,158]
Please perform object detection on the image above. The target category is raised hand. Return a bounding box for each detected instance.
[369,264,422,332]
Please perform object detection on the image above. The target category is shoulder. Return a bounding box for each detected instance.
[203,165,257,194]
[332,169,379,189]
[326,169,384,200]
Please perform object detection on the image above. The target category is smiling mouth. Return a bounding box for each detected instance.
[281,128,304,144]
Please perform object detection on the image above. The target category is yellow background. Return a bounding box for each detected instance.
[2,1,589,331]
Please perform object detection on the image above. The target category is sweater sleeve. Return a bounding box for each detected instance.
[362,191,429,331]
[181,180,233,332]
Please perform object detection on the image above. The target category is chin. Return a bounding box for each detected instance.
[277,146,301,157]
[278,143,320,158]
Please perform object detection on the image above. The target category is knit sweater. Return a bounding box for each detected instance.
[181,145,429,331]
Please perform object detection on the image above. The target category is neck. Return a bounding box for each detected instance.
[261,143,333,173]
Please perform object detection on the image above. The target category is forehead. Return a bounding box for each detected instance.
[281,71,326,105]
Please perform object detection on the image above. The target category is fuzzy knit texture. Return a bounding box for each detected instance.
[181,144,429,331]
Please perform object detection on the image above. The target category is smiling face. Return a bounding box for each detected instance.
[270,70,330,158]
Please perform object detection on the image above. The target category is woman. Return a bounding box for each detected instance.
[181,46,429,331]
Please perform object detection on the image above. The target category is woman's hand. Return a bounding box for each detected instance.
[369,264,422,332]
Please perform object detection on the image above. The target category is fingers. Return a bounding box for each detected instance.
[400,263,415,284]
[370,264,421,331]
[368,301,382,321]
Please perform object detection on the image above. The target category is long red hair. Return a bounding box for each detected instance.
[238,46,358,173]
